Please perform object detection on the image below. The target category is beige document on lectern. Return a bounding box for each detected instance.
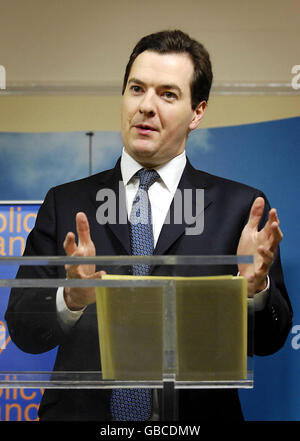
[95,275,247,381]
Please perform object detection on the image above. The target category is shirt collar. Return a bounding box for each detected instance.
[120,148,186,192]
[120,148,144,185]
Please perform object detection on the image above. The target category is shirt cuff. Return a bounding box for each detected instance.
[56,286,86,332]
[237,273,270,311]
[252,275,270,311]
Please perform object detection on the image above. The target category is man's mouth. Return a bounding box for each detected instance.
[134,124,158,133]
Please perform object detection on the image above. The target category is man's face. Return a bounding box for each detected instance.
[121,50,205,167]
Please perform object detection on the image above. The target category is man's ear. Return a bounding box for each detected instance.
[189,101,207,131]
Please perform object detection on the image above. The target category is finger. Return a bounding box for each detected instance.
[264,209,279,237]
[86,270,107,279]
[76,212,92,246]
[257,246,274,271]
[269,222,283,252]
[63,232,77,256]
[270,208,280,225]
[66,265,103,281]
[247,197,265,230]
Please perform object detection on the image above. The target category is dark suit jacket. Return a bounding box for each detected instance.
[5,158,293,421]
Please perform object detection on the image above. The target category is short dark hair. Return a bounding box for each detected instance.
[122,29,213,109]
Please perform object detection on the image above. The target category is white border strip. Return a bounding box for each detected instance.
[0,201,43,204]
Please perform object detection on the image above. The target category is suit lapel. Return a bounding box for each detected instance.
[97,159,131,254]
[154,160,212,256]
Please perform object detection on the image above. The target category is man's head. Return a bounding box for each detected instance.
[122,30,213,110]
[121,30,213,167]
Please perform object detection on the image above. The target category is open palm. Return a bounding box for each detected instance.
[237,197,283,296]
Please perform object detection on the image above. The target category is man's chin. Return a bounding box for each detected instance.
[129,144,156,158]
[127,145,159,167]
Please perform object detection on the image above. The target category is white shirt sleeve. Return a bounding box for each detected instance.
[56,286,85,332]
[237,272,270,311]
[252,275,270,311]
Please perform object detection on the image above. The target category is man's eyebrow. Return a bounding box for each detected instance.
[128,77,182,96]
[128,78,146,87]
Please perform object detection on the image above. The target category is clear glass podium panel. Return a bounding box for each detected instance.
[0,255,254,393]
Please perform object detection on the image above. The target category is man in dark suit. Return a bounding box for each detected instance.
[5,30,292,421]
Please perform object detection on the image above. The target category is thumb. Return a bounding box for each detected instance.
[247,197,265,230]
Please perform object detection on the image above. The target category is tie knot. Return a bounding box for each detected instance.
[137,168,159,191]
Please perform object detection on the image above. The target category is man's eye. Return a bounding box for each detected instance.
[131,85,142,93]
[163,91,177,100]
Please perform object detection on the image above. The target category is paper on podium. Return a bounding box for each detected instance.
[95,275,247,381]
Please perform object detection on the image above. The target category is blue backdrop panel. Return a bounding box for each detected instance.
[0,204,56,421]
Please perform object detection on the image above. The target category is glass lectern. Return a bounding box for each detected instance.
[0,255,254,421]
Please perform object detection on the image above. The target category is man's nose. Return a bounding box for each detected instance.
[139,91,156,116]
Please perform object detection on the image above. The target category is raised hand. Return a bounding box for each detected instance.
[63,212,105,310]
[237,197,283,297]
